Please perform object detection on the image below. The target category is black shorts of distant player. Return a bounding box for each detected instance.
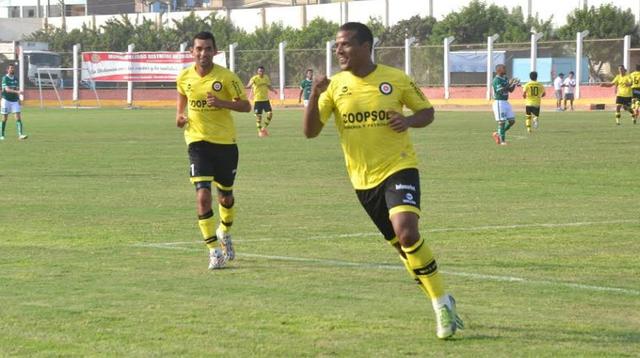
[355,168,421,241]
[616,96,632,108]
[632,89,640,101]
[188,141,238,194]
[525,106,540,117]
[253,100,273,114]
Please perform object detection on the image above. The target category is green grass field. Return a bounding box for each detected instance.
[1,107,639,357]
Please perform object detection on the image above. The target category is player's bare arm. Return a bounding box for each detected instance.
[206,92,251,112]
[303,75,330,138]
[244,80,253,89]
[388,107,435,133]
[176,92,188,128]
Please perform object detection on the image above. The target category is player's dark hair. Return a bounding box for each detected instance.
[192,31,216,49]
[257,66,265,70]
[339,22,374,52]
[495,64,505,70]
[569,71,574,75]
[529,71,538,80]
[636,64,640,71]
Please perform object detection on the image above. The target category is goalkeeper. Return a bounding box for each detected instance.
[491,64,519,145]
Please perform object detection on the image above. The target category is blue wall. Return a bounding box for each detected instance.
[513,57,589,84]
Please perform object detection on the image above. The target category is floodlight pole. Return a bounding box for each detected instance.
[371,37,379,63]
[73,43,80,105]
[530,30,543,72]
[127,43,134,107]
[575,30,589,99]
[278,41,286,102]
[326,40,335,78]
[443,36,454,99]
[229,42,238,72]
[623,35,631,71]
[404,37,416,76]
[486,34,499,100]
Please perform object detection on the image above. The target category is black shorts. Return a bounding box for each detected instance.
[525,106,540,116]
[253,100,272,114]
[616,96,632,107]
[188,141,238,193]
[632,89,640,100]
[355,168,421,241]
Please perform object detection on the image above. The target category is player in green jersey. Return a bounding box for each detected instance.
[1,64,27,140]
[298,69,313,107]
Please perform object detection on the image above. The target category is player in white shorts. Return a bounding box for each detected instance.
[0,64,27,140]
[491,64,519,145]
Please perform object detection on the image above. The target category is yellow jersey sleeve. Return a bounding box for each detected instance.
[251,75,271,101]
[177,64,247,145]
[317,64,431,190]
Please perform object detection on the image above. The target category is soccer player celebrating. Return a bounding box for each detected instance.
[176,31,251,269]
[630,64,640,118]
[246,66,277,137]
[522,71,545,133]
[1,64,27,140]
[298,68,313,107]
[303,22,463,340]
[601,65,635,125]
[491,64,518,145]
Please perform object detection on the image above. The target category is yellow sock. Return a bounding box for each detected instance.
[616,112,621,124]
[525,114,532,132]
[401,237,445,300]
[263,112,272,128]
[198,210,218,250]
[218,202,235,233]
[256,114,262,130]
[388,237,432,299]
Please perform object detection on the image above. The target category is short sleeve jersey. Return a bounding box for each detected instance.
[523,81,545,107]
[300,78,312,100]
[317,64,432,190]
[249,74,271,101]
[2,75,19,102]
[630,71,640,89]
[492,75,510,100]
[176,64,247,145]
[563,78,576,94]
[612,75,632,97]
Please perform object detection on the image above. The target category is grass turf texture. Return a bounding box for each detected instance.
[0,108,639,356]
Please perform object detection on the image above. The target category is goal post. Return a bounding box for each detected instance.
[35,67,101,109]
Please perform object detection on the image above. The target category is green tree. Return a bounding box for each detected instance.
[556,4,639,81]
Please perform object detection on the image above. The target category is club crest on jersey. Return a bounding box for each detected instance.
[379,82,393,95]
[212,81,223,91]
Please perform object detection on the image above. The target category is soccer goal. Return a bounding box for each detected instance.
[36,67,101,109]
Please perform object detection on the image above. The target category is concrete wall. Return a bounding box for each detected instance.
[0,17,41,41]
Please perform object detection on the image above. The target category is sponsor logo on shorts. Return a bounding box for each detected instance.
[402,193,416,205]
[212,81,223,91]
[379,82,393,95]
[395,184,416,191]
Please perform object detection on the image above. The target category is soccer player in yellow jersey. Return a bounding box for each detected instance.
[630,64,640,119]
[176,31,251,269]
[601,65,636,125]
[303,22,463,340]
[522,71,545,133]
[246,66,277,137]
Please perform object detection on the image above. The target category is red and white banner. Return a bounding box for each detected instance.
[81,51,227,82]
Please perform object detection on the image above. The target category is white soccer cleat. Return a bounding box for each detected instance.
[0,136,4,140]
[18,134,28,140]
[533,119,539,129]
[208,248,226,270]
[435,295,464,339]
[216,227,235,261]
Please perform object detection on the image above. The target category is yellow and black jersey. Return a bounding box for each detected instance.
[248,75,271,102]
[612,74,633,97]
[176,64,247,145]
[523,81,545,107]
[318,64,432,190]
[629,71,640,89]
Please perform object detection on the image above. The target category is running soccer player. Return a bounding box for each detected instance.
[630,64,640,118]
[298,68,313,107]
[246,66,277,137]
[522,71,545,133]
[1,64,27,140]
[176,31,251,269]
[491,64,519,145]
[601,65,635,125]
[303,22,463,340]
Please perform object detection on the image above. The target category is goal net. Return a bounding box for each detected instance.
[35,67,101,109]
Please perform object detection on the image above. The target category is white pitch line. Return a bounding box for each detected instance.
[132,243,640,296]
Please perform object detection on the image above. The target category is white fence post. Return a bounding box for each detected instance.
[18,46,24,102]
[229,43,238,72]
[623,35,631,71]
[530,30,543,72]
[73,43,80,105]
[371,37,379,63]
[279,41,286,102]
[127,43,134,107]
[486,34,499,100]
[575,30,588,99]
[443,36,454,99]
[404,37,416,76]
[179,42,187,52]
[326,40,335,78]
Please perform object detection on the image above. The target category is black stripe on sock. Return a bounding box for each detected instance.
[198,210,214,220]
[204,236,218,244]
[413,260,438,276]
[221,220,233,227]
[404,239,424,254]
